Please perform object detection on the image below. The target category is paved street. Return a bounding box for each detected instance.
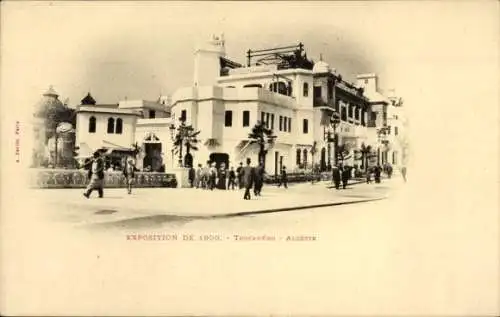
[30,177,405,230]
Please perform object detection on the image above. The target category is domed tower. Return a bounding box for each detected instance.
[313,60,331,74]
[193,33,226,87]
[34,86,65,119]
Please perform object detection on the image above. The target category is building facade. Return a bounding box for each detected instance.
[74,93,174,171]
[170,35,385,174]
[43,34,406,175]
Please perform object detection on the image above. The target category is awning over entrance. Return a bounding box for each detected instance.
[102,140,134,152]
[75,142,93,159]
[204,138,220,147]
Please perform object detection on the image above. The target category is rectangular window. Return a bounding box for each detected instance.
[225,110,233,127]
[283,116,287,132]
[303,119,308,134]
[261,111,265,124]
[243,111,250,127]
[265,113,270,128]
[313,86,322,99]
[355,108,359,120]
[271,114,275,130]
[288,117,292,132]
[149,110,156,119]
[279,116,283,131]
[303,83,309,97]
[392,151,398,164]
[395,127,399,135]
[181,110,187,121]
[371,112,377,121]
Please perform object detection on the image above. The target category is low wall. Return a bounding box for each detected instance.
[30,169,178,189]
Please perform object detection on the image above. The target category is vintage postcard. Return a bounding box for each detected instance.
[0,1,498,316]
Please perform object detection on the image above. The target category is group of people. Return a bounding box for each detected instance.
[331,164,353,190]
[330,163,395,189]
[187,158,289,200]
[82,151,137,198]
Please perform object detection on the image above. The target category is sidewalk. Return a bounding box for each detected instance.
[32,177,401,227]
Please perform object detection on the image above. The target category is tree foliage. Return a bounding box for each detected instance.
[248,120,276,166]
[172,120,200,166]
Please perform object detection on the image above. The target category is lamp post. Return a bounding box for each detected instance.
[169,122,176,168]
[169,118,188,168]
[377,127,388,165]
[324,110,341,169]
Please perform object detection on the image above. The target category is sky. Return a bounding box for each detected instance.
[0,0,460,107]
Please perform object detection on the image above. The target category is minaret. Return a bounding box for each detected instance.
[193,33,226,87]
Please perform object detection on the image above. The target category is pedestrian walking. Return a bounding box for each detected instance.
[209,163,217,190]
[217,163,227,190]
[374,165,382,183]
[83,151,105,198]
[188,165,196,188]
[332,165,341,189]
[228,166,236,190]
[202,161,210,189]
[122,157,136,195]
[195,164,203,188]
[366,167,372,184]
[253,161,265,196]
[277,166,288,189]
[386,164,393,179]
[241,158,254,200]
[341,165,350,189]
[401,166,407,182]
[236,162,244,189]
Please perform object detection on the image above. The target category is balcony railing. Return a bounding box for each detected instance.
[313,98,335,109]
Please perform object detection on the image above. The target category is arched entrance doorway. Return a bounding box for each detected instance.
[209,153,229,169]
[143,132,162,172]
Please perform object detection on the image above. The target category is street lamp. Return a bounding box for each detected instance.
[377,126,389,165]
[323,110,341,169]
[169,117,188,168]
[169,122,176,168]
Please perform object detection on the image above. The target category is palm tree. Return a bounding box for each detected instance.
[359,143,372,172]
[173,119,200,167]
[131,142,142,159]
[248,120,276,168]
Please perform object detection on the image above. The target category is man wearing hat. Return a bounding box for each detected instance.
[123,157,136,194]
[83,151,105,198]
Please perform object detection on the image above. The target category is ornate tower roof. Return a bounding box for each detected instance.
[81,92,96,105]
[43,85,59,98]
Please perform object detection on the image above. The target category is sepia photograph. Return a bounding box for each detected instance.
[0,1,498,316]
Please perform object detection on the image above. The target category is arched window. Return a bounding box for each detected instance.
[115,118,123,134]
[296,149,301,165]
[303,149,308,166]
[303,82,309,97]
[341,107,347,121]
[107,118,115,134]
[89,116,96,133]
